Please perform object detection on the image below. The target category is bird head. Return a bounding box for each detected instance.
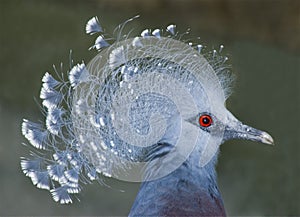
[186,108,274,166]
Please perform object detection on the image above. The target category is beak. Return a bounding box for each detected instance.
[223,118,274,145]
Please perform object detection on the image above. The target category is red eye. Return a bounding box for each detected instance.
[199,114,213,127]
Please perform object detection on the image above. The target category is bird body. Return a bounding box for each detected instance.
[129,148,226,216]
[20,15,273,215]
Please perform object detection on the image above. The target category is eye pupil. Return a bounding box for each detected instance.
[199,115,212,127]
[202,117,209,124]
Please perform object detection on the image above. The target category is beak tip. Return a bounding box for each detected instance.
[261,132,274,145]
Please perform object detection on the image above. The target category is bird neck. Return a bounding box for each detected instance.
[129,149,226,216]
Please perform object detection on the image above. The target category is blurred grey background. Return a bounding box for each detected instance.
[0,0,299,216]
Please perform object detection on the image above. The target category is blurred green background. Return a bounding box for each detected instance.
[0,0,299,216]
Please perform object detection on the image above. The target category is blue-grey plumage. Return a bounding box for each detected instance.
[129,144,226,216]
[20,15,274,215]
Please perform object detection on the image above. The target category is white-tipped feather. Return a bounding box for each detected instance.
[141,29,151,38]
[109,46,126,69]
[166,24,176,35]
[40,86,62,108]
[46,107,65,135]
[69,62,89,88]
[47,164,66,182]
[30,171,50,190]
[22,119,48,149]
[90,35,110,51]
[152,29,161,38]
[47,107,65,124]
[42,72,60,89]
[20,158,42,177]
[64,168,79,183]
[132,37,143,47]
[45,117,61,135]
[51,186,73,204]
[86,16,103,35]
[197,44,203,53]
